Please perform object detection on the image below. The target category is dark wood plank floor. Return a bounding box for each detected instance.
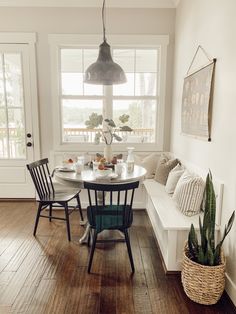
[0,201,235,314]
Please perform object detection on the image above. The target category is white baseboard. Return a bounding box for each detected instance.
[225,272,236,306]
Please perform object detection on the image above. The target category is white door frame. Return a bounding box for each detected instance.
[0,33,40,163]
[0,33,40,198]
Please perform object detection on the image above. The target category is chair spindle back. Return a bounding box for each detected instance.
[27,158,54,199]
[84,181,139,229]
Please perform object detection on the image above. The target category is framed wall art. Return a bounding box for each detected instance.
[181,46,216,141]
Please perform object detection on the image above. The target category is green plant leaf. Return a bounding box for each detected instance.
[207,242,215,266]
[199,216,207,254]
[214,243,221,265]
[113,133,122,142]
[210,210,235,265]
[104,119,116,128]
[119,114,130,123]
[204,171,216,252]
[197,246,206,265]
[120,125,133,132]
[188,224,198,261]
[85,113,103,128]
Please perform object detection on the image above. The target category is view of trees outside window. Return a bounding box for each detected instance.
[0,53,26,158]
[60,48,159,144]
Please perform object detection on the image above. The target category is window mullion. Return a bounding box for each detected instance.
[134,49,136,96]
[61,95,104,100]
[104,85,113,119]
[82,49,85,95]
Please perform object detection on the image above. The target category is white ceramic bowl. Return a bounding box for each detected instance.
[96,168,112,177]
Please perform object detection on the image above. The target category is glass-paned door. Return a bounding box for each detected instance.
[0,44,37,198]
[0,52,26,159]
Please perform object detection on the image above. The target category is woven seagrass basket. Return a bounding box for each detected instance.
[181,244,226,305]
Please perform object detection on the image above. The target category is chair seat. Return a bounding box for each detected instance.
[37,189,80,203]
[87,205,131,232]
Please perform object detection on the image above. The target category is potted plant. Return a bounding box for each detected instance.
[85,113,132,162]
[182,171,235,305]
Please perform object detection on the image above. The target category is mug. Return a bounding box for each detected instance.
[92,161,100,172]
[115,163,123,176]
[75,156,84,174]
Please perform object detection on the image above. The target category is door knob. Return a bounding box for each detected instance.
[27,142,32,147]
[27,133,32,138]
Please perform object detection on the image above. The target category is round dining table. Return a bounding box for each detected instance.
[54,164,146,188]
[54,164,146,243]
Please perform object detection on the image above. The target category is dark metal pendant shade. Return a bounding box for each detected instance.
[84,40,127,85]
[84,0,126,85]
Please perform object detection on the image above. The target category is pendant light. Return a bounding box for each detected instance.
[84,0,127,85]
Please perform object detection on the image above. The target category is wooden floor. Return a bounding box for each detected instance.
[0,202,235,314]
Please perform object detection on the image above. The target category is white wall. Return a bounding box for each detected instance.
[0,7,175,156]
[171,0,236,305]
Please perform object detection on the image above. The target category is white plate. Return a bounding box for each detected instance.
[95,172,118,180]
[95,173,110,179]
[108,173,118,179]
[57,167,75,172]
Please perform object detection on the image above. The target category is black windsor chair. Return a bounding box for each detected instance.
[27,158,83,241]
[84,180,139,273]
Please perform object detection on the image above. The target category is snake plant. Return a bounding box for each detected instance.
[188,171,235,266]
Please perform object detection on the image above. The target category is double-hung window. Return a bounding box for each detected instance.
[50,35,169,152]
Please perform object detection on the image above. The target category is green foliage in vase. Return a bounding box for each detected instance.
[188,171,235,266]
[85,113,132,145]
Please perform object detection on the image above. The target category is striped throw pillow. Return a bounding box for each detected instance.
[173,171,205,216]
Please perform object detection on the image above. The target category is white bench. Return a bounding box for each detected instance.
[144,167,223,273]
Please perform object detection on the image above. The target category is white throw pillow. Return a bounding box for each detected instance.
[173,170,205,216]
[134,153,159,179]
[165,164,185,194]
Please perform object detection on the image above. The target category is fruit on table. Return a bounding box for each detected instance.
[68,158,73,163]
[98,164,105,170]
[111,156,117,164]
[100,157,106,163]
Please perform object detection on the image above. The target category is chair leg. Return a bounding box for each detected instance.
[33,203,43,236]
[76,195,84,221]
[88,230,97,273]
[124,229,135,273]
[88,228,91,247]
[64,203,71,241]
[49,204,52,222]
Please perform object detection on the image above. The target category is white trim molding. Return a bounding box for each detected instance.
[0,33,36,44]
[0,32,40,161]
[0,0,178,8]
[225,272,236,307]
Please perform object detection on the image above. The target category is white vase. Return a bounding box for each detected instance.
[104,145,113,163]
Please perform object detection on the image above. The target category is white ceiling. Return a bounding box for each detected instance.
[0,0,179,8]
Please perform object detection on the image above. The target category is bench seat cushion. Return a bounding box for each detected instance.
[144,179,203,231]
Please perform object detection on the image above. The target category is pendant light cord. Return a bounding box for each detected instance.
[102,0,106,42]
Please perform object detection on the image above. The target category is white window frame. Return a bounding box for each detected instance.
[49,34,169,152]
